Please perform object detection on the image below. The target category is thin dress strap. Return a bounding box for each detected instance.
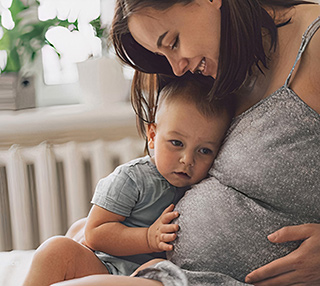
[285,16,320,87]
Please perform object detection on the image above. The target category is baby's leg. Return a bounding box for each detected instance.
[65,217,87,244]
[51,275,163,286]
[23,236,109,286]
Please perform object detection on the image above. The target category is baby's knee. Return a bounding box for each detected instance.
[35,236,78,261]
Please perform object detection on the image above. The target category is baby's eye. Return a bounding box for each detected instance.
[199,148,213,155]
[170,140,183,147]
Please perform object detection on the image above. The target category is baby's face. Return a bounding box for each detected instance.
[148,100,230,187]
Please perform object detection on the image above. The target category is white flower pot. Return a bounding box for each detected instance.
[77,57,130,107]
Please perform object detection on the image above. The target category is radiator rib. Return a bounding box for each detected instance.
[0,138,143,251]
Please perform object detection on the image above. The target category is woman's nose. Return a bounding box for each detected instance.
[179,152,195,167]
[167,55,189,77]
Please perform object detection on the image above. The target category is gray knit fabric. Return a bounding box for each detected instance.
[137,16,320,286]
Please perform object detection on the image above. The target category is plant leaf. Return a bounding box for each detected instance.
[5,47,20,72]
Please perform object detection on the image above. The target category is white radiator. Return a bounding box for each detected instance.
[0,138,143,251]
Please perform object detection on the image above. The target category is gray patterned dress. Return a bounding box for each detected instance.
[137,16,320,286]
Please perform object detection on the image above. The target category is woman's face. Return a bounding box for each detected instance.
[128,0,221,78]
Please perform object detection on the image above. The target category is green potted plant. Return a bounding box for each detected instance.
[0,0,106,109]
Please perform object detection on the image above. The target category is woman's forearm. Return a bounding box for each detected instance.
[51,274,163,286]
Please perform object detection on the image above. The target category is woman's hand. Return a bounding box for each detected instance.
[147,204,180,252]
[245,223,320,286]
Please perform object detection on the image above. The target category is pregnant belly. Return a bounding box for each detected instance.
[167,177,302,282]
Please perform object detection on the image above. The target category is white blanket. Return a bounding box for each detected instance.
[0,250,35,286]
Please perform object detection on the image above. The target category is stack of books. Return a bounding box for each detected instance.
[0,73,35,110]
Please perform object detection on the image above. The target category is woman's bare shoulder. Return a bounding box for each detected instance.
[290,7,320,113]
[306,17,320,112]
[306,13,320,66]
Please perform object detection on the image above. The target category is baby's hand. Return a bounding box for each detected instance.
[147,204,180,252]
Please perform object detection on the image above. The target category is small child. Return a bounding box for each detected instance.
[83,77,232,276]
[23,78,233,286]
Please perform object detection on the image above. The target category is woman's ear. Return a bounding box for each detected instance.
[147,123,157,149]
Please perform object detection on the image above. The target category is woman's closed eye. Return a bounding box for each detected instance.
[170,140,183,147]
[154,35,179,56]
[170,35,180,50]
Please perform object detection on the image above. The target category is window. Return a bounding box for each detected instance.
[38,0,113,85]
[1,0,133,107]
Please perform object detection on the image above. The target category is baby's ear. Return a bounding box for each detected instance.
[147,123,157,149]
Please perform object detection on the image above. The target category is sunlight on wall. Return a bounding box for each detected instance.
[38,0,100,23]
[0,0,15,30]
[0,0,117,85]
[41,45,79,85]
[39,0,108,85]
[42,23,102,85]
[0,0,12,71]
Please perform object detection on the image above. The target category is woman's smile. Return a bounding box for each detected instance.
[128,0,221,78]
[194,57,207,75]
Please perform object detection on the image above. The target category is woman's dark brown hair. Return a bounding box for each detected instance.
[110,0,315,139]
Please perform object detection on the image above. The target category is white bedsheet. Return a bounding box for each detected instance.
[0,250,35,286]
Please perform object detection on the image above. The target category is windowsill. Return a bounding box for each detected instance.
[0,102,139,147]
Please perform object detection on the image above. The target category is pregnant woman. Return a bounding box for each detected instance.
[27,0,320,285]
[110,0,320,284]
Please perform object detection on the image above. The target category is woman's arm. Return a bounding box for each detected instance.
[85,204,179,256]
[245,223,320,285]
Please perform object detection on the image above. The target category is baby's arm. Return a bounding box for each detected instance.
[84,204,179,256]
[85,205,149,256]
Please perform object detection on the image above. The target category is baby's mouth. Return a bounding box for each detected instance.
[194,58,206,75]
[174,172,191,179]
